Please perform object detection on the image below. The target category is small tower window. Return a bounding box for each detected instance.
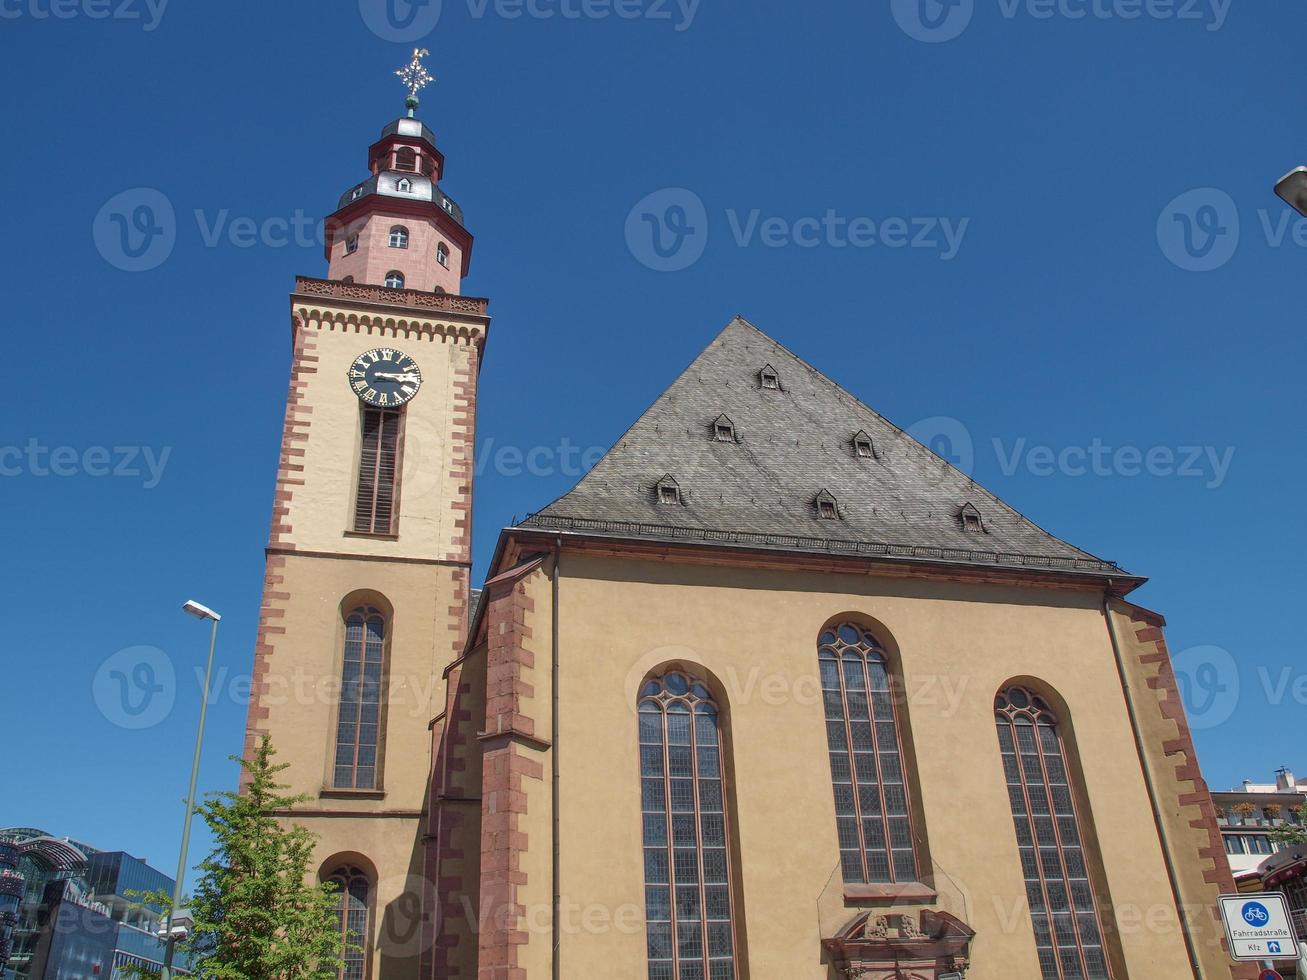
[440,197,454,214]
[759,364,780,390]
[350,186,364,201]
[815,490,839,520]
[436,242,449,268]
[342,275,355,284]
[345,235,359,255]
[384,271,405,290]
[396,177,413,194]
[389,226,409,249]
[853,430,876,459]
[655,475,682,506]
[712,414,736,443]
[395,147,418,172]
[959,502,985,533]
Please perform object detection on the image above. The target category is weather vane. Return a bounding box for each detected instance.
[396,48,434,117]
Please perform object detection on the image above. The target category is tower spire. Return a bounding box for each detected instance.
[396,47,434,118]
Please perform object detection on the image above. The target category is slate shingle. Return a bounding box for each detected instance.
[520,316,1126,577]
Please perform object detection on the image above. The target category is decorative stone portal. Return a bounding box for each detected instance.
[823,909,975,979]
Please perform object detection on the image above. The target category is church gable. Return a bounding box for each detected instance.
[522,316,1123,578]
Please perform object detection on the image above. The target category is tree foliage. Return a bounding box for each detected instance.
[128,737,347,980]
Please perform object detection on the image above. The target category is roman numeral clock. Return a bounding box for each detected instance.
[348,348,423,408]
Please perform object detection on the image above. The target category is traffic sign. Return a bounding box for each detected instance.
[1258,968,1282,980]
[1218,892,1295,962]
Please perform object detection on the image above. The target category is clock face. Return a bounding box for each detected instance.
[348,348,423,408]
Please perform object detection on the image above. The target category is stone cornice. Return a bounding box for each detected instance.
[291,276,489,348]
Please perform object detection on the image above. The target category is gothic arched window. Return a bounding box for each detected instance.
[639,670,737,980]
[388,226,409,249]
[333,606,385,790]
[326,865,371,980]
[995,686,1110,980]
[818,623,918,884]
[384,270,405,290]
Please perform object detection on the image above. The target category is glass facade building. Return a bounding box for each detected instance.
[0,829,187,980]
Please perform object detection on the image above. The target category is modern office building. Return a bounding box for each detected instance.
[0,828,183,980]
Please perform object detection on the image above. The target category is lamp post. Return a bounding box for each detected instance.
[1275,166,1307,217]
[161,599,222,980]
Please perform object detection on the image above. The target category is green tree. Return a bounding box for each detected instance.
[127,737,348,980]
[1270,805,1307,847]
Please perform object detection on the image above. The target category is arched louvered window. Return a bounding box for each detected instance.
[995,686,1110,980]
[639,671,737,980]
[819,623,918,884]
[333,607,385,790]
[326,865,371,980]
[395,147,417,172]
[353,408,400,535]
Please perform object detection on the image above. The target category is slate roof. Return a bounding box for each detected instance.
[518,317,1128,579]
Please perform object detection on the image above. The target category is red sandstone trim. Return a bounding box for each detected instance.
[242,318,318,782]
[476,566,543,980]
[1119,603,1258,980]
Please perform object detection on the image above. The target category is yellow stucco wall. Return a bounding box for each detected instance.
[536,553,1203,979]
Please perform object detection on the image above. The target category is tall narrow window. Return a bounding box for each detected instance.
[353,408,400,534]
[334,607,385,790]
[639,671,737,980]
[436,242,449,267]
[995,686,1110,980]
[327,865,371,980]
[819,623,918,884]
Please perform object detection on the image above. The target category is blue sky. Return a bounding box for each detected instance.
[1,0,1303,874]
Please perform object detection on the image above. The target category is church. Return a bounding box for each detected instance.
[241,52,1251,980]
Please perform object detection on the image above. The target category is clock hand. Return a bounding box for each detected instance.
[373,372,421,382]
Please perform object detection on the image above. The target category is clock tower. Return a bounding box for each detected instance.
[242,50,487,980]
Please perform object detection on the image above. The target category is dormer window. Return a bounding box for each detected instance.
[345,235,359,255]
[396,177,412,194]
[384,270,405,289]
[814,490,839,520]
[852,430,876,459]
[712,414,736,443]
[436,242,449,268]
[440,197,454,214]
[389,226,409,249]
[395,147,417,172]
[959,502,985,533]
[759,365,780,390]
[656,475,682,506]
[350,186,364,201]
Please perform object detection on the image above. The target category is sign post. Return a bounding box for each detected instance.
[1217,893,1295,964]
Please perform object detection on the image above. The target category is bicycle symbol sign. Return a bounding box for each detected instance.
[1219,893,1294,962]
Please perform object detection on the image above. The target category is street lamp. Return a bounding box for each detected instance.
[161,600,222,980]
[1275,166,1307,217]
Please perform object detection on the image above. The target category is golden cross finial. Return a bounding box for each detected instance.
[396,48,434,116]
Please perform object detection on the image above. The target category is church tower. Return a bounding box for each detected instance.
[242,50,487,980]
